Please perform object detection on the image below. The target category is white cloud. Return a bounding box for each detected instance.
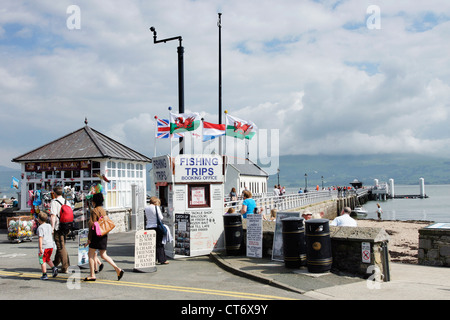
[2,0,450,168]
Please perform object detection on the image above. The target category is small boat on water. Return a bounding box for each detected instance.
[351,206,368,217]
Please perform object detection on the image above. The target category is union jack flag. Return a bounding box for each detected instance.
[156,118,183,139]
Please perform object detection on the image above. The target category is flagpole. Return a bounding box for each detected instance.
[153,116,158,157]
[168,106,173,159]
[218,12,223,156]
[224,110,228,157]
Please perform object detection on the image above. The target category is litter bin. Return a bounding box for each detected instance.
[282,217,306,268]
[223,214,244,255]
[305,219,332,273]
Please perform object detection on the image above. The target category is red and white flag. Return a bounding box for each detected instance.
[202,121,226,142]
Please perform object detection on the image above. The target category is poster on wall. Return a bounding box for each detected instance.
[175,214,190,256]
[189,210,220,256]
[191,187,206,206]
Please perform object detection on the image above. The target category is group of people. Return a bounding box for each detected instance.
[37,190,173,280]
[301,207,357,227]
[273,185,286,197]
[37,186,124,281]
[227,186,361,227]
[1,197,18,208]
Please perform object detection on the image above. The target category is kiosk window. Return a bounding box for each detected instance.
[188,184,210,208]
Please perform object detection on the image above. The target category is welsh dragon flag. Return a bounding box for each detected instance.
[170,112,201,134]
[226,114,257,140]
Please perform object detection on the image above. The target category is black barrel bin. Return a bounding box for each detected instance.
[281,217,306,268]
[305,219,332,273]
[223,214,244,255]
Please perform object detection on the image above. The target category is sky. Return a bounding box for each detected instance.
[1,0,450,174]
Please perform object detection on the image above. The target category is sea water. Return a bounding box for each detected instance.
[361,184,450,223]
[286,184,450,223]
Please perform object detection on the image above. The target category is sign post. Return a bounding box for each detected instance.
[362,242,371,264]
[77,228,89,269]
[246,214,263,258]
[133,229,157,273]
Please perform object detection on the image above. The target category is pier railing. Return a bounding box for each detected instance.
[225,190,336,215]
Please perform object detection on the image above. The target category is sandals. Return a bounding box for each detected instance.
[95,263,104,274]
[83,268,123,282]
[83,277,96,281]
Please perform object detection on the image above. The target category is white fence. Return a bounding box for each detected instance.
[225,190,337,215]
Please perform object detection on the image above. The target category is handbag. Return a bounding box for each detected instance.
[156,207,167,236]
[97,215,115,236]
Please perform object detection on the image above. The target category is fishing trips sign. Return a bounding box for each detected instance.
[174,155,225,183]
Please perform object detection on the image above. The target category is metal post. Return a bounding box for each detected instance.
[150,26,185,154]
[218,13,223,155]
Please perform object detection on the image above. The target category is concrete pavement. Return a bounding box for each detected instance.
[1,229,449,300]
[211,252,450,300]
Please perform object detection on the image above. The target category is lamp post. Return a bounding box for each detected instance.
[321,176,324,190]
[150,26,185,153]
[304,173,308,192]
[277,168,280,186]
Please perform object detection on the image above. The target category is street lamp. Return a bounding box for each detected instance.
[304,173,308,191]
[150,26,185,153]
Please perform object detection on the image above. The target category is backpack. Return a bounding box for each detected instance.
[56,199,74,232]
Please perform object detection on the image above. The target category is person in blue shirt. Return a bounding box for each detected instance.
[240,190,256,219]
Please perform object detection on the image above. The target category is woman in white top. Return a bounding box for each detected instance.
[144,196,168,264]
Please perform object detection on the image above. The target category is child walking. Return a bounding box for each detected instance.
[37,212,58,280]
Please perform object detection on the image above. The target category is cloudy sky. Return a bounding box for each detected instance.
[1,0,450,172]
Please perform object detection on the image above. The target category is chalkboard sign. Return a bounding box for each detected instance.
[271,211,301,261]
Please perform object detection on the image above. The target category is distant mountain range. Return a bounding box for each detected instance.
[1,153,449,196]
[267,153,450,188]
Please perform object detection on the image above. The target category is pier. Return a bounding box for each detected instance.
[223,177,428,218]
[225,187,371,219]
[371,178,428,200]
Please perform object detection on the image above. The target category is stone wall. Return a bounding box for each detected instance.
[107,207,132,233]
[285,199,337,220]
[240,198,391,280]
[330,226,390,280]
[419,225,450,267]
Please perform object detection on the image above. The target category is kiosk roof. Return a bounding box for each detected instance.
[12,125,152,163]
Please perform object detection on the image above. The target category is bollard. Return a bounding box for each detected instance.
[281,217,306,268]
[305,219,332,273]
[223,214,244,255]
